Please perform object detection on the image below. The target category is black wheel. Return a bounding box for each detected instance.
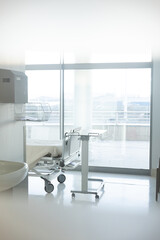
[57,174,66,183]
[45,183,54,193]
[95,194,99,199]
[60,160,65,167]
[72,193,75,198]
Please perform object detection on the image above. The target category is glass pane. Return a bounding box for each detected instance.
[25,70,60,140]
[25,51,60,64]
[25,49,151,64]
[64,68,151,169]
[64,50,152,63]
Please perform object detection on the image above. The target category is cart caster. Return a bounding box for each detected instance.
[95,194,99,199]
[72,193,75,198]
[57,174,66,183]
[45,183,54,193]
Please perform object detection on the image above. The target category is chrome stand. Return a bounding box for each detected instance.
[71,133,105,199]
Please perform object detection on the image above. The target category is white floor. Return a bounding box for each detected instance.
[1,171,160,240]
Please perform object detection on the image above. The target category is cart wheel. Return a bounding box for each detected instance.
[95,194,99,199]
[72,193,75,198]
[57,174,66,183]
[45,183,54,193]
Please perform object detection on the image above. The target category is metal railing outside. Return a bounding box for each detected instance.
[92,110,150,125]
[22,103,150,125]
[36,110,150,125]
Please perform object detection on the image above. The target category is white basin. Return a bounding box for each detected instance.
[0,160,28,192]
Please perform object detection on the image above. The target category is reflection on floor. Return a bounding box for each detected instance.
[0,171,160,240]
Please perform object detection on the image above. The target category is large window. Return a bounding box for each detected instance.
[25,51,152,173]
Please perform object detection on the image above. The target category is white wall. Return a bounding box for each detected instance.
[0,104,25,162]
[0,54,25,163]
[151,57,160,173]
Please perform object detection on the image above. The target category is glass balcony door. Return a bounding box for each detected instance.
[64,68,151,170]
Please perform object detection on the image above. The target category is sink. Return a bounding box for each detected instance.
[0,160,28,192]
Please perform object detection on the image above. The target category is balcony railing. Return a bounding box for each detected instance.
[19,102,150,125]
[92,110,150,125]
[49,110,150,125]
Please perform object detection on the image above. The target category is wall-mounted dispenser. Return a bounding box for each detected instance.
[0,69,28,103]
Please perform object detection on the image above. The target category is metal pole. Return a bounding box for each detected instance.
[80,135,89,192]
[60,55,64,140]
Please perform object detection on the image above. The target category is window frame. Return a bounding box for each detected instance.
[25,61,153,175]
